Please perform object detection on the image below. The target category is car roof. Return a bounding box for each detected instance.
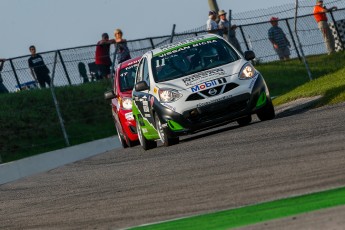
[118,56,142,70]
[150,34,221,57]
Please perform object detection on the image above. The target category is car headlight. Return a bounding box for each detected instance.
[120,97,132,110]
[158,88,182,103]
[239,63,256,80]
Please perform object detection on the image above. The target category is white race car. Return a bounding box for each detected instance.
[132,34,275,150]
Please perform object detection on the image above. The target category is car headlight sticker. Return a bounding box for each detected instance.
[239,63,256,80]
[158,88,182,103]
[121,97,133,110]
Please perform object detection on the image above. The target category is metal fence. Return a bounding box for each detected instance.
[1,7,345,92]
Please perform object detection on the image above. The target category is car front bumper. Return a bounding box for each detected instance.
[153,74,270,136]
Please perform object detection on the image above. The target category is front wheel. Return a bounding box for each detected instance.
[237,115,252,126]
[136,118,157,151]
[115,123,128,148]
[155,114,179,147]
[256,98,275,121]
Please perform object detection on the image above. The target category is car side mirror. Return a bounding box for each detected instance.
[104,90,115,100]
[135,81,149,91]
[244,50,255,61]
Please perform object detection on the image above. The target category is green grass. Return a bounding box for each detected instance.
[129,187,345,230]
[0,79,116,163]
[258,51,345,105]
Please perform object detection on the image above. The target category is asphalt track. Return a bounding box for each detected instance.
[1,101,345,229]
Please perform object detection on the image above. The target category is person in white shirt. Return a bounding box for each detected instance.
[206,11,219,35]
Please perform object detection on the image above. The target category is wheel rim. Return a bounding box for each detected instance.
[156,117,165,143]
[136,121,144,146]
[115,125,124,144]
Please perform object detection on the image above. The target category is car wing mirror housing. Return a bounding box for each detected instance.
[135,81,149,91]
[244,50,255,61]
[104,90,116,100]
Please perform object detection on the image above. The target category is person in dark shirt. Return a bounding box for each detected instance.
[95,33,115,79]
[268,17,291,61]
[0,58,9,94]
[28,45,51,88]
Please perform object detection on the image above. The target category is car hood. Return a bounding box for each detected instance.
[155,59,247,91]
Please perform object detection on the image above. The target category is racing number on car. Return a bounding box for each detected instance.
[155,58,166,68]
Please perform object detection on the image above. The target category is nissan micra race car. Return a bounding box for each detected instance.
[104,56,141,148]
[132,34,275,150]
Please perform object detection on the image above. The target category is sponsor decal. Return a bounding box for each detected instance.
[150,96,155,107]
[155,36,217,57]
[125,112,134,121]
[143,105,149,113]
[248,75,258,89]
[182,68,226,86]
[196,94,233,108]
[142,128,148,133]
[161,103,176,112]
[144,114,151,118]
[143,101,148,106]
[154,87,158,94]
[191,77,227,92]
[125,60,140,68]
[158,46,191,58]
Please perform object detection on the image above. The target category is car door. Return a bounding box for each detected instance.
[133,57,155,125]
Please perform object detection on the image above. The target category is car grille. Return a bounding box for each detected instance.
[183,93,250,123]
[129,125,137,134]
[186,83,238,101]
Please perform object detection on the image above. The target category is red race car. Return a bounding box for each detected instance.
[104,56,141,148]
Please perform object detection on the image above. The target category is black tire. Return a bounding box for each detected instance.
[127,138,139,148]
[136,118,157,150]
[237,115,252,126]
[115,123,128,148]
[256,98,275,121]
[155,114,179,147]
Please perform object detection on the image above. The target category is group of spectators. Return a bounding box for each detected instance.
[0,1,339,94]
[95,28,131,79]
[207,0,338,61]
[207,9,243,54]
[0,28,131,93]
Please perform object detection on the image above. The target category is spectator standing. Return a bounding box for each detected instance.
[0,58,9,94]
[206,11,220,35]
[28,46,51,88]
[95,33,114,79]
[114,29,131,65]
[268,17,291,61]
[218,10,243,54]
[313,0,337,55]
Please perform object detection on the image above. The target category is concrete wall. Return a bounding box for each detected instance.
[0,136,120,185]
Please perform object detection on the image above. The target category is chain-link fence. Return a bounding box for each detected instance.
[1,8,345,92]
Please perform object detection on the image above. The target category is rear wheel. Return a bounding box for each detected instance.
[155,114,179,147]
[136,118,157,150]
[257,98,275,121]
[237,115,252,126]
[115,123,128,148]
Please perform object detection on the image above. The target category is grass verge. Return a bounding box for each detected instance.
[129,187,345,230]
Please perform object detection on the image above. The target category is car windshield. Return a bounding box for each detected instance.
[151,37,240,83]
[119,64,138,92]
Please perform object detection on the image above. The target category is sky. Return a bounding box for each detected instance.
[1,0,292,58]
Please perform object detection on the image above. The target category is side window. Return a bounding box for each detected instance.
[135,59,144,83]
[142,58,150,86]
